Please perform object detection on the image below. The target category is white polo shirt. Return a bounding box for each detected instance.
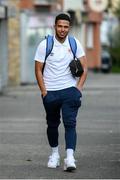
[34,35,85,91]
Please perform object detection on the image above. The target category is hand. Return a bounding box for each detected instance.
[76,86,82,92]
[41,91,47,98]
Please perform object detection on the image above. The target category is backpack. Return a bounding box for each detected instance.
[42,35,77,73]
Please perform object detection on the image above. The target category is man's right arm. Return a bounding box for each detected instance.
[35,61,47,97]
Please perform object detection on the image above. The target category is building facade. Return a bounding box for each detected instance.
[8,0,63,85]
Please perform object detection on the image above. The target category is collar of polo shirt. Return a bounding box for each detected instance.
[53,35,68,47]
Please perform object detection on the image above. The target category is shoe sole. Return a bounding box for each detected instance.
[47,161,60,168]
[64,164,76,172]
[64,167,76,172]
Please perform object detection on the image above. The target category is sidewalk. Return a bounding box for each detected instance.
[3,73,120,95]
[85,72,120,89]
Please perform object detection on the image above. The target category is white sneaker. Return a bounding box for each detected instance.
[64,157,76,171]
[47,154,60,168]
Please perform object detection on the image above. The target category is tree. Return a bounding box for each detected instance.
[108,0,120,67]
[113,0,120,22]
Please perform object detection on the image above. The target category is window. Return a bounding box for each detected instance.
[86,24,93,48]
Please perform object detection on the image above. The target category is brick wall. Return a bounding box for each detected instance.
[8,0,20,85]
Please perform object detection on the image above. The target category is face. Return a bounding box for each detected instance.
[54,20,70,42]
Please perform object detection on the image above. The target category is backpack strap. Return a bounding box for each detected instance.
[68,36,77,59]
[45,35,54,60]
[42,35,54,74]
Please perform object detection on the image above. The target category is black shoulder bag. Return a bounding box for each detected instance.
[69,58,84,77]
[68,36,84,77]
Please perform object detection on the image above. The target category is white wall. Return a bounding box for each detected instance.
[63,0,84,11]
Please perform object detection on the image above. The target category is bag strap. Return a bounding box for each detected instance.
[42,35,54,74]
[68,36,77,59]
[45,35,54,60]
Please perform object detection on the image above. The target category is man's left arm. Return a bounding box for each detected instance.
[76,56,88,91]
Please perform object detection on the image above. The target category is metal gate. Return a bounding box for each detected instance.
[0,15,8,92]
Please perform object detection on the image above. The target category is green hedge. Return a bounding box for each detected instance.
[111,65,120,73]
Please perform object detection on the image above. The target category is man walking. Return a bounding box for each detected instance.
[34,13,87,171]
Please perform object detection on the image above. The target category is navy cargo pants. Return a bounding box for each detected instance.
[42,87,82,151]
